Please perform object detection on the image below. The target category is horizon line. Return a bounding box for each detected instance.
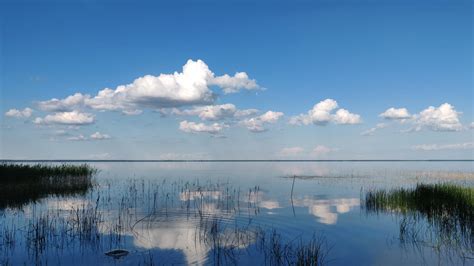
[1,159,473,163]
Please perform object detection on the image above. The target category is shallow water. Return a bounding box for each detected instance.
[1,162,473,265]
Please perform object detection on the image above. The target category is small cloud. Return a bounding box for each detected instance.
[278,147,305,157]
[412,142,474,151]
[311,145,337,157]
[5,108,33,118]
[240,111,284,132]
[90,132,111,140]
[179,120,228,135]
[361,123,387,136]
[290,99,361,126]
[34,111,95,125]
[379,107,412,120]
[210,72,260,94]
[67,134,87,141]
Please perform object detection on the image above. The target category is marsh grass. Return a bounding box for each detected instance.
[0,163,95,209]
[364,183,474,258]
[0,177,330,265]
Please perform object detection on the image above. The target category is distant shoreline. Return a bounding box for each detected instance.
[1,159,473,163]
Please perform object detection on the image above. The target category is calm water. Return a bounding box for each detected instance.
[1,162,473,265]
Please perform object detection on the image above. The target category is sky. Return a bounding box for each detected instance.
[0,0,473,160]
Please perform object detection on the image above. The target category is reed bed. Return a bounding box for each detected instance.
[0,163,96,209]
[364,183,474,258]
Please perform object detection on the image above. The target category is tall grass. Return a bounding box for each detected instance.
[364,183,473,257]
[0,163,96,209]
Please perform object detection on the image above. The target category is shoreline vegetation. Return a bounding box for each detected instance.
[0,163,96,209]
[363,183,474,259]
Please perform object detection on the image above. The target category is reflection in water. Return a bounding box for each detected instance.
[1,162,473,265]
[293,197,360,225]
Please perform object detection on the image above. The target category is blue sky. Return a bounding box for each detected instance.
[1,0,472,159]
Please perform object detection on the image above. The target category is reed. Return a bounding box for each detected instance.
[0,163,95,209]
[364,183,474,255]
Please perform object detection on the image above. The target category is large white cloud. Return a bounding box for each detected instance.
[33,111,95,125]
[35,60,261,115]
[379,107,412,120]
[5,107,33,118]
[414,103,462,131]
[240,111,284,132]
[179,120,228,135]
[289,99,361,126]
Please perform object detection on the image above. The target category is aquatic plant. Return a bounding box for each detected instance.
[364,183,474,258]
[0,163,96,181]
[0,163,95,209]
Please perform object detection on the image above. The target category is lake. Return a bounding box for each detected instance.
[1,161,473,265]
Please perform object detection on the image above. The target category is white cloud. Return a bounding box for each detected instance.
[414,103,462,131]
[290,99,361,126]
[5,108,33,118]
[210,72,260,94]
[470,122,474,129]
[311,145,336,157]
[412,142,474,151]
[179,120,228,135]
[278,147,305,157]
[67,134,87,141]
[37,93,89,112]
[361,123,387,136]
[67,132,111,141]
[333,109,361,125]
[379,107,412,120]
[172,104,238,121]
[35,60,261,115]
[235,108,259,117]
[240,111,284,132]
[90,132,111,140]
[34,111,95,125]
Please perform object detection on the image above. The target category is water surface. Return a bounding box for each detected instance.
[1,161,473,265]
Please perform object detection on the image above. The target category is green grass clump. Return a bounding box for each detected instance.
[0,163,96,209]
[0,163,96,181]
[364,183,473,253]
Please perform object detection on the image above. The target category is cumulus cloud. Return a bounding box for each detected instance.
[361,123,387,136]
[37,93,89,112]
[35,60,261,115]
[179,120,228,135]
[289,99,361,126]
[379,107,412,120]
[414,103,462,132]
[210,72,260,94]
[5,107,33,118]
[34,111,95,125]
[470,122,474,129]
[240,111,284,132]
[412,142,474,151]
[171,103,255,121]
